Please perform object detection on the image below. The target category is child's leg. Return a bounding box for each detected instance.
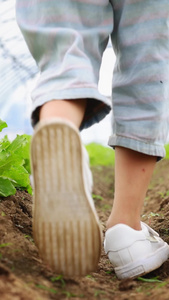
[109,0,169,228]
[107,147,156,231]
[40,99,87,128]
[16,0,113,276]
[104,0,169,279]
[108,0,169,230]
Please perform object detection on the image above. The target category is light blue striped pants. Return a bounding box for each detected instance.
[16,0,169,159]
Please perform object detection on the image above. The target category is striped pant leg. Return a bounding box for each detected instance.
[109,0,169,159]
[15,0,113,129]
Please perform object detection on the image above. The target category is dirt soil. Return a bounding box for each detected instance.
[0,160,169,300]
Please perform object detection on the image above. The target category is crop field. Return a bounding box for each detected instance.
[0,126,169,299]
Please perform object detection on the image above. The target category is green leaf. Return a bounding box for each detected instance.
[2,165,30,188]
[0,152,24,175]
[0,136,10,152]
[0,243,12,248]
[92,194,103,201]
[0,121,32,196]
[137,277,162,283]
[8,134,31,174]
[7,135,28,153]
[51,275,66,288]
[62,291,77,297]
[0,120,7,132]
[0,177,16,197]
[21,135,31,174]
[36,284,58,294]
[26,184,32,195]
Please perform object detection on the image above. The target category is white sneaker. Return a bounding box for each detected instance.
[104,222,169,279]
[31,118,102,276]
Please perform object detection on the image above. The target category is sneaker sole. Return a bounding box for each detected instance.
[31,119,102,276]
[115,243,169,279]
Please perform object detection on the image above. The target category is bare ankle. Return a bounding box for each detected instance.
[106,214,142,231]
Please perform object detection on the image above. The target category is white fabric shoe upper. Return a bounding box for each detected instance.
[82,145,93,194]
[81,144,101,220]
[104,222,169,279]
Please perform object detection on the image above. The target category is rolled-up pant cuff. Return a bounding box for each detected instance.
[108,135,166,161]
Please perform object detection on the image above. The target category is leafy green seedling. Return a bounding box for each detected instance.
[51,275,66,288]
[158,192,165,198]
[86,274,95,281]
[156,281,168,288]
[24,235,34,243]
[137,276,162,283]
[11,248,22,253]
[101,204,111,212]
[105,270,113,275]
[62,291,77,298]
[0,243,12,248]
[136,287,143,293]
[0,120,32,196]
[94,290,106,297]
[36,284,58,294]
[148,212,160,218]
[1,211,6,216]
[92,194,103,201]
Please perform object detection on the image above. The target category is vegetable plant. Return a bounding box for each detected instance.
[0,120,32,197]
